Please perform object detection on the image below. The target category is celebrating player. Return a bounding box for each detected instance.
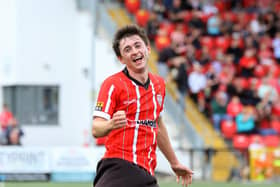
[92,24,193,187]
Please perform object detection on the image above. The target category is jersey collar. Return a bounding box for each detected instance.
[122,67,150,90]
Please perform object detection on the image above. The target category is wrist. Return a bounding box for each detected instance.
[170,159,179,166]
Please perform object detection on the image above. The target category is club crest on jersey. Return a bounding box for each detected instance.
[95,101,104,111]
[157,94,162,106]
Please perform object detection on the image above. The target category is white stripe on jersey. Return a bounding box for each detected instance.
[132,82,140,164]
[105,85,115,113]
[151,81,157,119]
[148,80,157,174]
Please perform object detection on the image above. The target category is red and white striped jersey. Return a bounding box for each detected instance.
[93,68,166,175]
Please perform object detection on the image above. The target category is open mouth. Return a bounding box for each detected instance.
[133,56,144,63]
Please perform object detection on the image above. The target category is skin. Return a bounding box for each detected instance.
[92,34,193,186]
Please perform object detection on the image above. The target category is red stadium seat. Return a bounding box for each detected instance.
[200,36,215,49]
[159,22,176,37]
[183,11,192,22]
[221,120,236,139]
[249,134,264,145]
[227,100,243,118]
[272,104,280,117]
[124,0,140,14]
[200,13,213,23]
[135,9,149,27]
[154,35,171,51]
[221,12,238,22]
[215,1,227,12]
[263,135,280,147]
[259,119,270,129]
[275,1,280,12]
[239,77,249,89]
[271,120,280,134]
[248,77,261,89]
[254,64,268,78]
[233,134,250,150]
[215,36,231,51]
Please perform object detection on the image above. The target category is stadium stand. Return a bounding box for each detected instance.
[102,0,280,182]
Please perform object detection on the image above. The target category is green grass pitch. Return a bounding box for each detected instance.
[3,180,280,187]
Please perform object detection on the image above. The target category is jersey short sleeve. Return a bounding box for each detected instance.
[93,77,118,120]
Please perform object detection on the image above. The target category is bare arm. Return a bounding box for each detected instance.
[157,117,193,186]
[157,116,179,165]
[92,110,127,138]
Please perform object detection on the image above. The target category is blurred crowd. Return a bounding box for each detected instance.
[121,0,280,147]
[0,104,24,146]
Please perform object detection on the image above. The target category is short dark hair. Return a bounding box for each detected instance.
[112,24,149,57]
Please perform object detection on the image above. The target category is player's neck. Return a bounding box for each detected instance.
[126,68,149,85]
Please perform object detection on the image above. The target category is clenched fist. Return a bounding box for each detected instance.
[111,110,127,129]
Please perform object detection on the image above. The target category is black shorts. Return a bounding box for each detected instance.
[93,158,159,187]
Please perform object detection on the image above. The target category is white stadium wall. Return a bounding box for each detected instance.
[0,0,121,146]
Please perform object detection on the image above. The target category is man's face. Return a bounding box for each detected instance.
[118,35,150,73]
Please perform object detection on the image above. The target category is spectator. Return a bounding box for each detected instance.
[239,48,258,78]
[152,0,167,20]
[203,64,220,116]
[0,104,14,131]
[157,29,189,109]
[256,91,272,121]
[167,0,188,22]
[201,1,218,15]
[170,62,189,110]
[5,117,24,146]
[186,28,202,50]
[272,31,280,64]
[258,42,274,66]
[242,78,261,106]
[249,14,266,35]
[257,76,279,103]
[157,26,187,78]
[226,77,246,101]
[146,11,160,41]
[227,96,243,118]
[210,90,231,132]
[271,97,280,120]
[205,64,220,96]
[0,128,6,145]
[236,106,257,134]
[207,12,221,37]
[218,55,235,86]
[189,10,205,30]
[220,12,234,35]
[199,45,211,65]
[188,62,207,104]
[226,36,243,65]
[6,127,23,145]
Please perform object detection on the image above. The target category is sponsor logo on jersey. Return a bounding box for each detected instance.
[137,119,156,128]
[123,99,137,105]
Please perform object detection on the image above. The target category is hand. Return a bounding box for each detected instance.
[171,163,193,187]
[111,110,127,130]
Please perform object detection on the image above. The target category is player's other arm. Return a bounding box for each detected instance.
[92,111,127,138]
[157,116,180,166]
[157,117,193,186]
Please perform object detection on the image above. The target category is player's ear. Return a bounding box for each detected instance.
[118,56,125,65]
[147,45,151,54]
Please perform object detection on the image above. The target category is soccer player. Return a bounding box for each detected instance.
[92,24,193,187]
